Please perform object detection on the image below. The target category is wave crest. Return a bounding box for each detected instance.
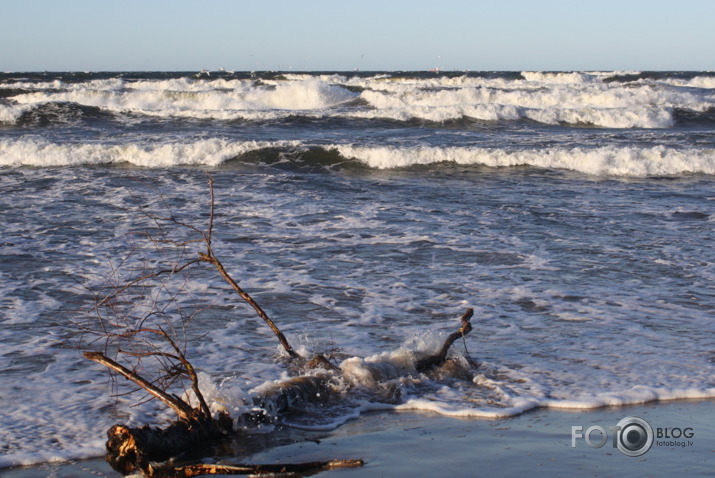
[334,144,715,176]
[0,138,301,167]
[3,138,713,177]
[2,72,713,128]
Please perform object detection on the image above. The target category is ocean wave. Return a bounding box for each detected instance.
[2,72,714,128]
[662,75,715,89]
[520,71,602,84]
[356,78,714,127]
[334,144,715,176]
[0,138,302,167]
[11,101,105,126]
[3,138,714,176]
[0,102,28,124]
[357,90,679,128]
[4,78,358,120]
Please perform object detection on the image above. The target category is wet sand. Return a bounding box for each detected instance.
[1,399,713,477]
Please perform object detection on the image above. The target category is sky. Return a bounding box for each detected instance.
[1,0,714,72]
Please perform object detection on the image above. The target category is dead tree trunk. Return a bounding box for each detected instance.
[105,421,231,476]
[104,423,363,477]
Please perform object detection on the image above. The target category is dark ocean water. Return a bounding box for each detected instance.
[1,70,714,467]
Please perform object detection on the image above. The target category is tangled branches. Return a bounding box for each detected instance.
[76,175,473,476]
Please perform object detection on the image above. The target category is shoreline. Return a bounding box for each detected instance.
[1,398,713,477]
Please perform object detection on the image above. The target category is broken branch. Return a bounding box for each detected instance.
[198,251,301,360]
[415,308,474,372]
[84,351,195,422]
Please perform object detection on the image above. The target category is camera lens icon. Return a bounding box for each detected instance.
[616,416,653,457]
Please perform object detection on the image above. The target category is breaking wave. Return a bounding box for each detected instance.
[0,138,301,167]
[2,137,714,177]
[334,144,715,176]
[2,71,714,128]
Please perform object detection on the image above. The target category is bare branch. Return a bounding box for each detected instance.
[207,174,215,249]
[198,251,301,360]
[84,351,195,422]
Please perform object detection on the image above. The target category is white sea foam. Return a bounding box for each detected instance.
[393,388,715,418]
[521,71,599,84]
[0,138,301,167]
[6,78,358,122]
[3,137,714,176]
[3,73,713,127]
[334,144,715,176]
[356,80,710,127]
[0,102,32,124]
[662,75,715,89]
[545,387,715,410]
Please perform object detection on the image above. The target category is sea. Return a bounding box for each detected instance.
[1,70,714,468]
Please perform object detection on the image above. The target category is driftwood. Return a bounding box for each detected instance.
[105,422,229,476]
[106,420,362,477]
[106,418,363,476]
[85,349,233,475]
[84,351,195,422]
[82,310,349,475]
[148,459,365,477]
[86,310,475,475]
[415,308,474,372]
[80,176,477,476]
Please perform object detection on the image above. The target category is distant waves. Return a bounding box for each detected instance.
[2,70,714,128]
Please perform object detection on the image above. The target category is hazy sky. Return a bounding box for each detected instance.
[2,0,714,72]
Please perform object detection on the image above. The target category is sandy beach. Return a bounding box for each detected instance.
[1,399,712,477]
